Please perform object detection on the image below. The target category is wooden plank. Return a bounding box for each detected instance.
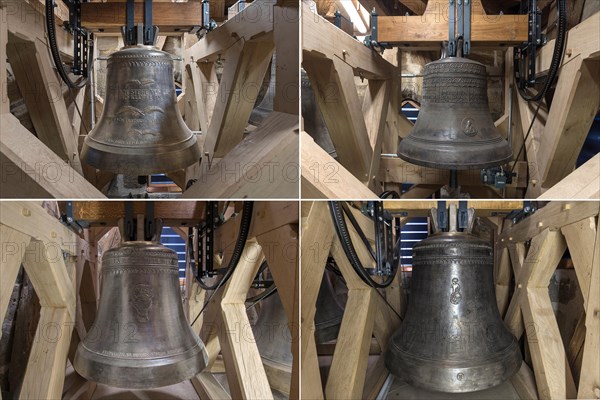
[0,202,76,255]
[72,201,206,225]
[562,217,597,308]
[184,112,298,198]
[303,56,373,182]
[185,0,275,63]
[302,2,393,79]
[5,0,73,58]
[363,79,391,191]
[273,5,299,115]
[182,65,200,131]
[522,287,577,399]
[535,58,600,190]
[538,154,600,200]
[510,363,539,400]
[0,225,30,332]
[498,201,600,244]
[376,14,528,46]
[384,200,522,216]
[0,6,8,114]
[219,240,273,400]
[256,224,299,399]
[191,372,232,400]
[19,307,74,400]
[0,114,105,199]
[189,61,219,135]
[80,2,202,32]
[577,221,600,399]
[504,229,566,339]
[22,239,76,319]
[203,40,275,159]
[301,131,378,199]
[379,156,528,188]
[299,202,332,400]
[325,288,375,399]
[6,39,83,174]
[537,11,600,74]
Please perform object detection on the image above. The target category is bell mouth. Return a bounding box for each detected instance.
[397,135,513,170]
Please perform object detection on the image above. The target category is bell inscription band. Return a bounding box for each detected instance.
[81,46,200,175]
[385,232,522,393]
[74,242,208,389]
[398,57,513,170]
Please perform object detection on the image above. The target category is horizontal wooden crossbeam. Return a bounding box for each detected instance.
[81,2,203,32]
[376,14,528,47]
[302,2,393,80]
[71,201,207,225]
[383,200,523,216]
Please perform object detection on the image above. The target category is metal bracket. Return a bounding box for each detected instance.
[122,0,158,46]
[363,9,389,53]
[458,201,469,229]
[199,201,219,279]
[448,0,471,56]
[144,202,155,241]
[462,0,471,56]
[448,0,456,56]
[437,201,448,231]
[124,202,135,241]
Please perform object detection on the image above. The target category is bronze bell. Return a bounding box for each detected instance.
[398,57,512,170]
[253,292,292,395]
[385,232,521,393]
[81,46,200,175]
[74,241,208,389]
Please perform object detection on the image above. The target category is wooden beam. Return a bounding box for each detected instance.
[203,40,275,159]
[379,156,528,188]
[303,56,373,182]
[184,112,298,198]
[256,224,299,399]
[299,202,332,400]
[0,202,76,256]
[302,2,393,79]
[535,58,600,190]
[219,240,273,400]
[383,200,522,216]
[537,11,600,74]
[19,307,74,399]
[0,114,106,199]
[80,2,202,32]
[0,226,31,334]
[562,217,597,309]
[301,131,379,199]
[72,201,206,225]
[0,6,8,115]
[273,5,299,115]
[188,61,219,135]
[363,79,391,191]
[185,0,275,63]
[376,14,528,46]
[522,286,577,399]
[498,201,600,245]
[538,154,600,200]
[6,38,83,173]
[577,220,600,399]
[510,363,539,400]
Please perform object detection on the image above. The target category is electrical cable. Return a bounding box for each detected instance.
[196,201,254,291]
[329,201,395,289]
[515,0,567,102]
[509,100,543,176]
[45,0,91,89]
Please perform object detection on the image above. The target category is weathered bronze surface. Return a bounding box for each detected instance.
[73,242,208,389]
[385,233,521,393]
[82,46,200,174]
[398,57,512,170]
